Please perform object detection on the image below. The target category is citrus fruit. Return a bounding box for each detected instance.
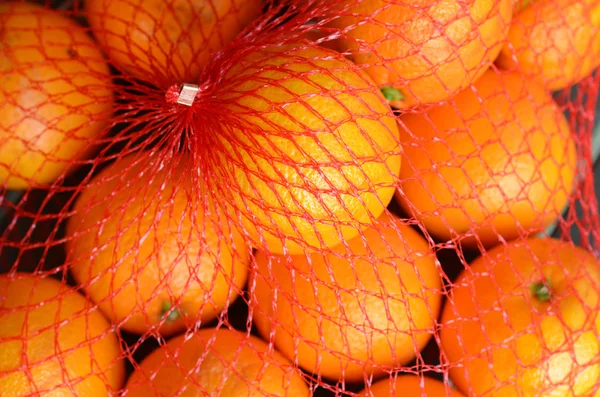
[66,154,250,336]
[440,237,600,397]
[0,2,113,190]
[85,0,263,83]
[395,69,576,248]
[250,211,442,382]
[359,375,465,397]
[124,327,311,396]
[328,0,513,108]
[497,0,600,91]
[215,43,401,255]
[0,273,124,396]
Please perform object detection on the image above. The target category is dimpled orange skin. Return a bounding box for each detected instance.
[250,212,442,382]
[497,0,600,92]
[66,155,250,336]
[125,327,311,396]
[359,375,466,397]
[396,69,576,248]
[329,0,513,109]
[216,44,401,255]
[85,0,263,83]
[0,274,125,396]
[0,2,113,190]
[440,238,600,397]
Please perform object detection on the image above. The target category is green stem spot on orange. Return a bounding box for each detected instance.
[381,86,404,102]
[515,0,535,12]
[161,302,181,322]
[530,279,552,302]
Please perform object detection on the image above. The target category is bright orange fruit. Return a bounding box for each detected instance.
[215,43,401,255]
[66,154,250,336]
[396,69,576,248]
[0,273,125,396]
[329,0,513,108]
[0,2,113,190]
[359,375,465,397]
[497,0,600,91]
[440,237,600,397]
[85,0,264,83]
[250,212,442,382]
[125,327,311,396]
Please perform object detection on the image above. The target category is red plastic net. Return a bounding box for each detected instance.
[1,0,600,396]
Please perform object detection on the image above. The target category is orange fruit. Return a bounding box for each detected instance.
[85,0,264,83]
[359,375,465,397]
[440,237,600,397]
[328,0,513,108]
[250,211,442,382]
[497,0,600,92]
[66,154,250,336]
[396,69,576,248]
[124,327,310,396]
[0,273,125,396]
[0,2,113,190]
[215,43,401,255]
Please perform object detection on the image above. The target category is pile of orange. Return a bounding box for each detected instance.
[1,0,600,396]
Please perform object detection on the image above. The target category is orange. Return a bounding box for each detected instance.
[359,375,465,397]
[124,327,310,396]
[250,211,442,382]
[215,43,401,255]
[66,154,250,336]
[0,2,113,190]
[440,237,600,397]
[328,0,513,108]
[85,0,263,83]
[0,273,125,396]
[497,0,600,92]
[395,69,576,248]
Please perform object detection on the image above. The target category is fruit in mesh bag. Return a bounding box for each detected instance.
[250,212,442,382]
[396,69,576,248]
[0,273,124,396]
[66,154,249,336]
[497,0,600,92]
[0,2,113,190]
[217,43,401,255]
[125,327,310,396]
[440,237,600,397]
[85,0,264,83]
[328,0,513,109]
[359,375,465,396]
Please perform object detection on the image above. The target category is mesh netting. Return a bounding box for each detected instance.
[1,0,600,396]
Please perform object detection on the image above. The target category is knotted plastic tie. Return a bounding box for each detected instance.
[165,83,200,106]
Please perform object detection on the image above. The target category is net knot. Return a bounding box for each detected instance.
[165,83,201,106]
